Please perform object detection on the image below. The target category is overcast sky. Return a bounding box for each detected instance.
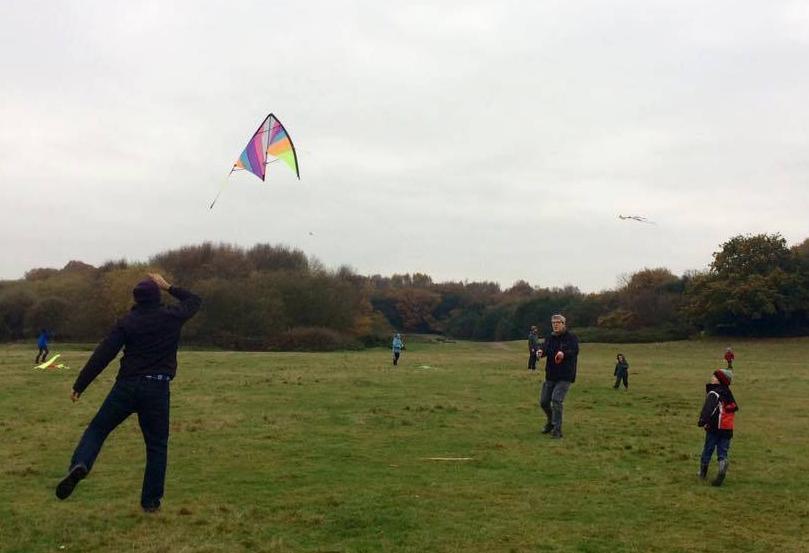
[2,1,808,291]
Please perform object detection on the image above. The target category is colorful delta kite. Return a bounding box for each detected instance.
[233,114,299,181]
[210,113,300,209]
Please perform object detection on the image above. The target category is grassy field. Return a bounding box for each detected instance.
[1,338,808,553]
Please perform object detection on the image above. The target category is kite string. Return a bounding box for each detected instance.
[209,159,282,210]
[209,169,235,210]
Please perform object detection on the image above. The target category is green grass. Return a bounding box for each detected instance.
[2,338,808,552]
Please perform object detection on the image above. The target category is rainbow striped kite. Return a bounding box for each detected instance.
[210,113,300,208]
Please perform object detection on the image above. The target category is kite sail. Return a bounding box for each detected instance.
[210,113,300,209]
[34,354,69,370]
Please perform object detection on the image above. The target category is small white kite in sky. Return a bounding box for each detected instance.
[618,214,656,225]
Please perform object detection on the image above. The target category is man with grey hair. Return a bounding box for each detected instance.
[537,314,579,438]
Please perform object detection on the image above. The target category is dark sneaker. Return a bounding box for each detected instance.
[142,504,161,513]
[698,463,709,480]
[550,429,563,439]
[541,423,553,434]
[56,464,88,500]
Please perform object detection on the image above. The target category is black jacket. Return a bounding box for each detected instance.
[540,331,579,382]
[698,383,739,437]
[73,286,202,394]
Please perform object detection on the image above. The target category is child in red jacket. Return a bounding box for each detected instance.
[723,347,735,369]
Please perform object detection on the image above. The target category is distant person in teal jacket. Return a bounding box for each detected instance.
[392,333,404,366]
[36,329,50,363]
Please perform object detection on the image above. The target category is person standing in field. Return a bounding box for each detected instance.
[55,273,201,512]
[35,329,50,363]
[537,314,579,438]
[697,368,739,486]
[723,347,735,369]
[613,353,629,390]
[392,333,404,366]
[527,326,540,372]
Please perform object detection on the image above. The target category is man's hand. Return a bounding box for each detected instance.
[148,273,172,290]
[70,390,81,402]
[554,351,565,364]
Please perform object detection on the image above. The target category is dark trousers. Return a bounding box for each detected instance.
[613,370,628,389]
[539,380,571,431]
[393,351,400,365]
[70,376,170,509]
[701,431,731,466]
[528,351,537,370]
[36,347,49,363]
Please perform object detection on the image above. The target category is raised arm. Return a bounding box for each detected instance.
[149,272,201,321]
[166,286,202,320]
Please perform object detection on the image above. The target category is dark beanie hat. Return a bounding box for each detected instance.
[714,368,733,386]
[133,279,160,304]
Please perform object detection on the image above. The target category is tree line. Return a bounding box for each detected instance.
[2,234,809,349]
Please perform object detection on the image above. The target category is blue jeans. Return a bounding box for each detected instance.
[539,380,571,431]
[70,376,170,509]
[700,431,731,465]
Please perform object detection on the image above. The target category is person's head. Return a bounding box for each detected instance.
[530,325,538,333]
[712,368,733,386]
[726,347,732,352]
[551,314,566,334]
[617,353,625,362]
[132,278,161,305]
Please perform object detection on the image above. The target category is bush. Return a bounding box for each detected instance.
[575,325,691,343]
[273,327,362,351]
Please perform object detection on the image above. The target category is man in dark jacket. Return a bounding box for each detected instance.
[56,273,201,512]
[537,314,579,438]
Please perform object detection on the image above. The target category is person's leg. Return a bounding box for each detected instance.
[528,351,537,371]
[58,380,136,499]
[550,381,571,436]
[622,372,629,389]
[539,380,554,432]
[613,374,621,389]
[699,432,718,478]
[136,378,171,511]
[712,436,731,486]
[393,352,399,366]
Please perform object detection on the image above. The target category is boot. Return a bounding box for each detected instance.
[56,464,88,500]
[711,459,728,486]
[698,463,709,480]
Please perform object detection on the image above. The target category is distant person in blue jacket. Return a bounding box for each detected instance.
[35,329,50,363]
[392,333,404,366]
